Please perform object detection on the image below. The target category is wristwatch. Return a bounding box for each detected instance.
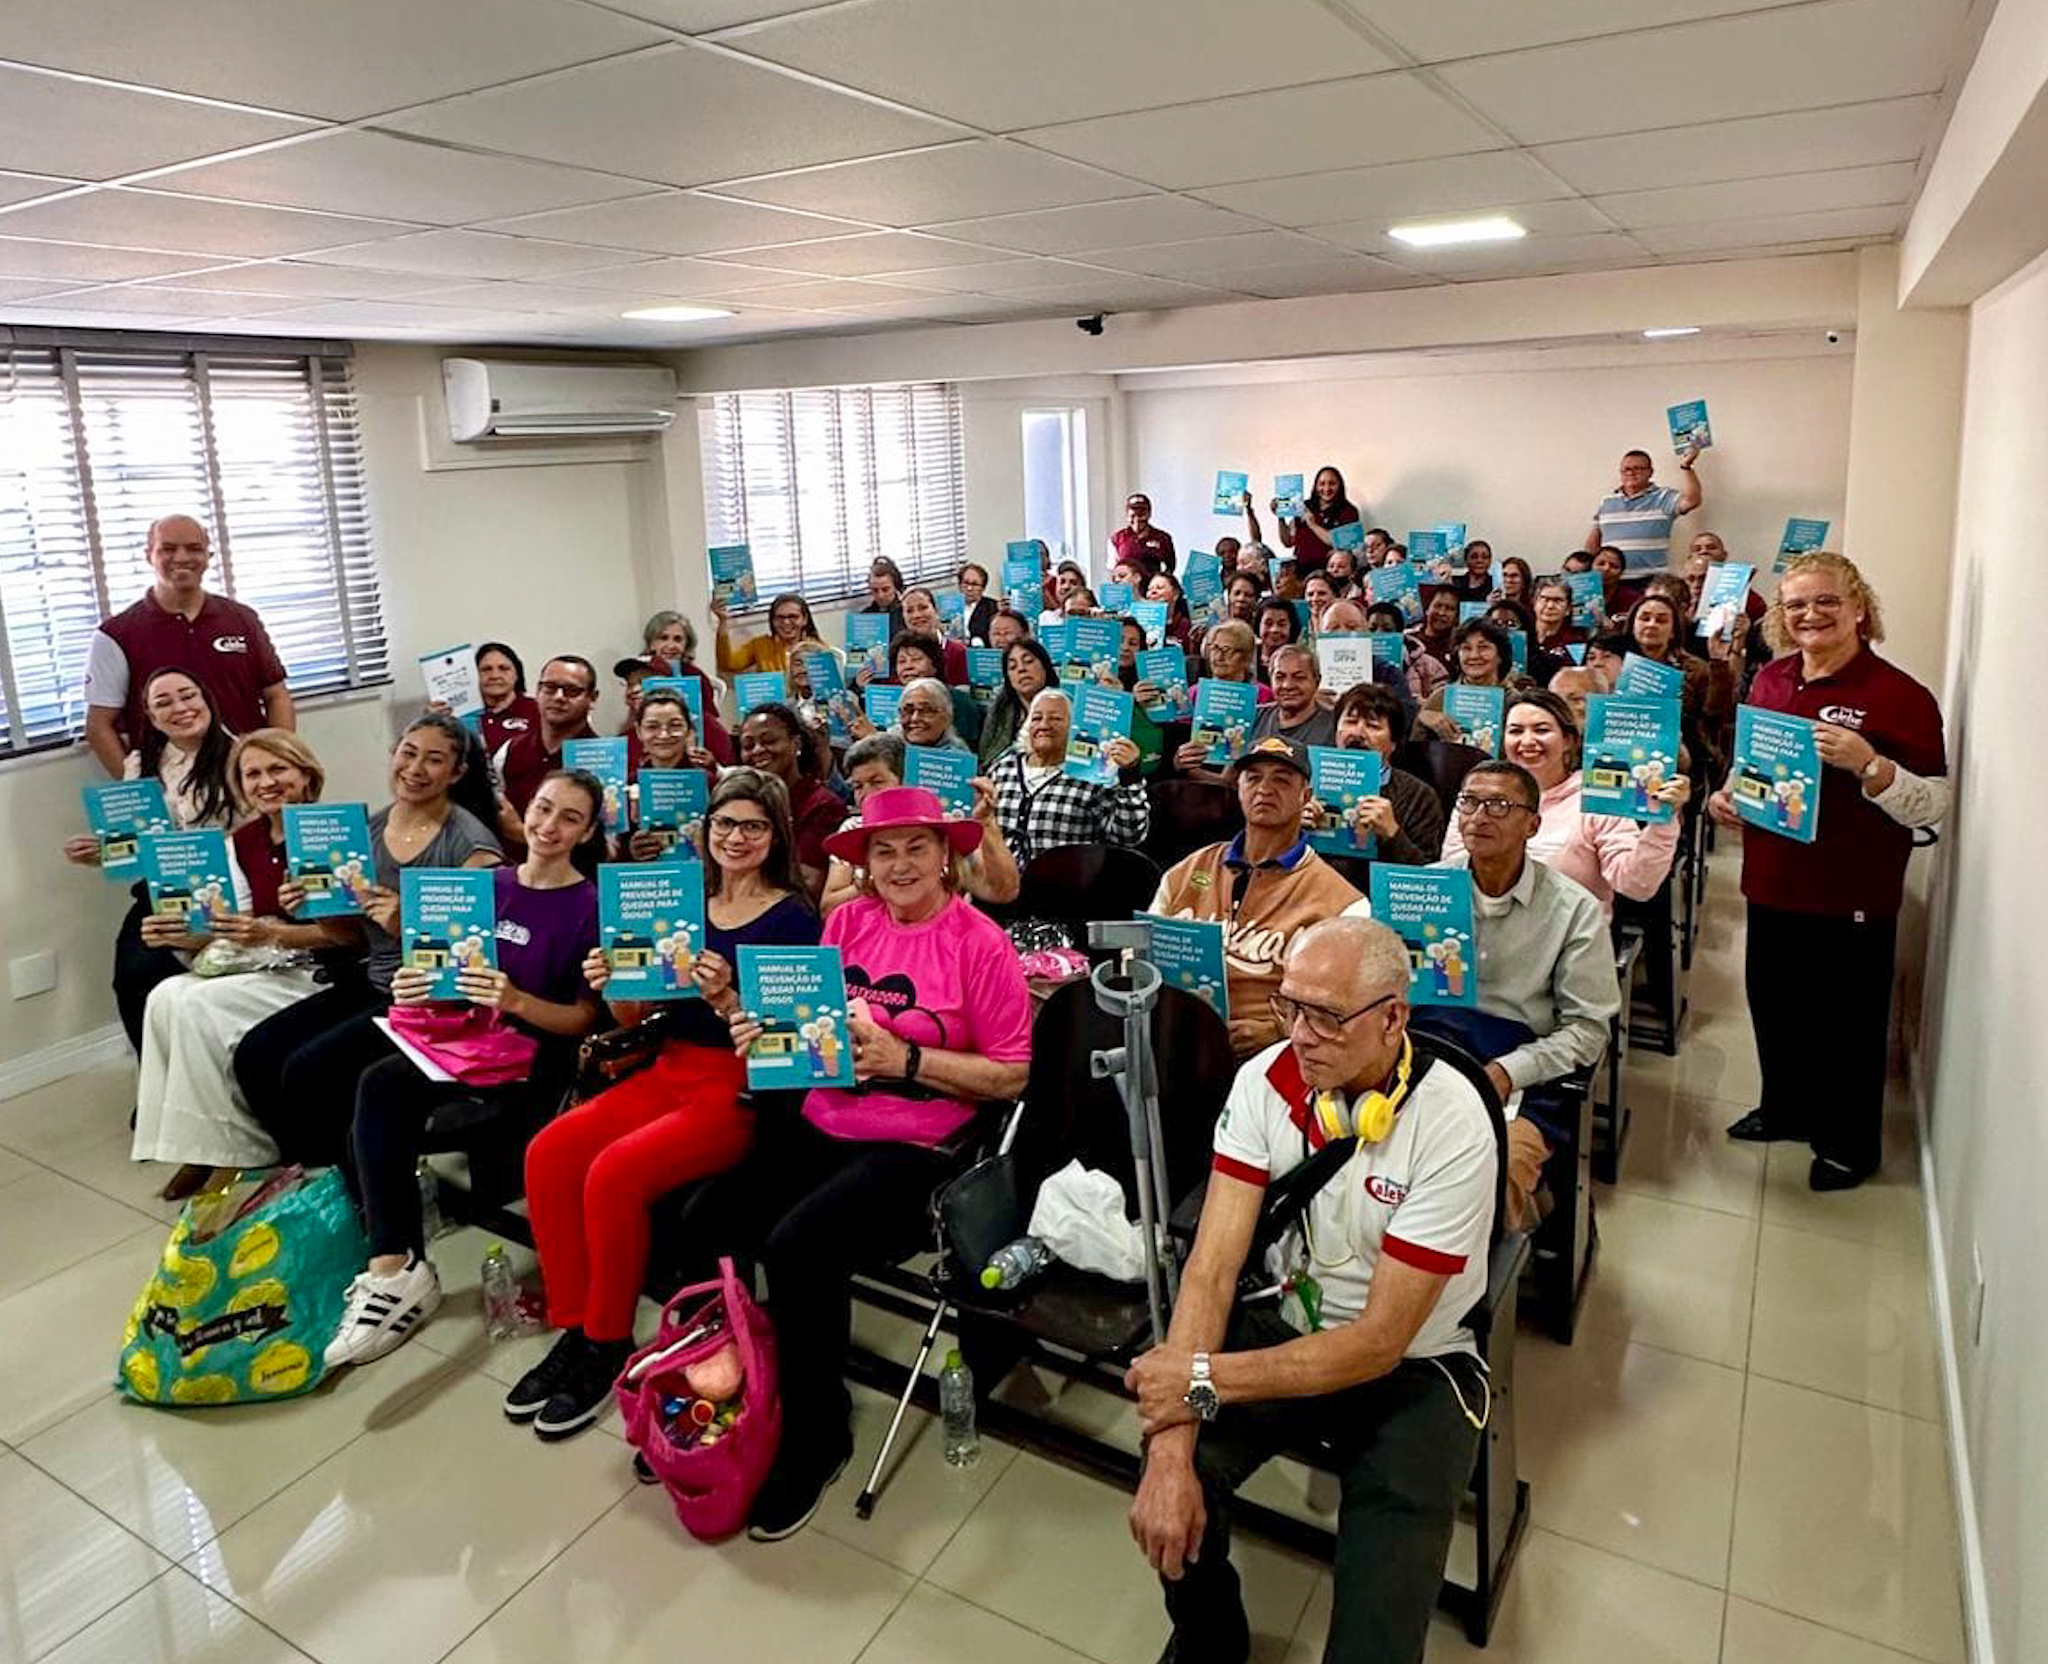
[1860,754,1885,781]
[1184,1353,1220,1422]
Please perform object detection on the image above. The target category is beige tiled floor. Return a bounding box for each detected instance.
[0,867,1967,1664]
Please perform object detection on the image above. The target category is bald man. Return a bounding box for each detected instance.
[84,514,292,775]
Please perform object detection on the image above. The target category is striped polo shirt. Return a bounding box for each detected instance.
[1593,485,1684,573]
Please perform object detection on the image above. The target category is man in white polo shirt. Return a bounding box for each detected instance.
[1585,444,1703,573]
[1126,916,1496,1664]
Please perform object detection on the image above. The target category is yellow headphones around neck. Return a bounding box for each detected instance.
[1312,1035,1415,1145]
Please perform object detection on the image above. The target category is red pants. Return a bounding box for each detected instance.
[524,1040,750,1341]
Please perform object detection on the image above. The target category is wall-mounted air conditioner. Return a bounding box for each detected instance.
[442,357,678,441]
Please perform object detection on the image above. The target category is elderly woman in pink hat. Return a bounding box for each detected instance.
[696,784,1033,1543]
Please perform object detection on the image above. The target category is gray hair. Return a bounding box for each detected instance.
[641,610,696,662]
[844,731,906,778]
[898,677,955,731]
[1288,916,1410,1004]
[1269,642,1320,678]
[1242,541,1274,561]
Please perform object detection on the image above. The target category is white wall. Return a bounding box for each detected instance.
[1917,244,2048,1664]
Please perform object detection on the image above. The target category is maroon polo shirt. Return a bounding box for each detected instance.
[478,695,541,756]
[1739,647,1945,920]
[95,590,286,744]
[500,720,596,815]
[232,817,289,921]
[1112,524,1177,577]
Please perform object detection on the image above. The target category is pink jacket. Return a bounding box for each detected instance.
[1443,774,1680,918]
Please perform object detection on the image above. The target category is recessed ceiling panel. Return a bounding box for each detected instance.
[930,197,1262,256]
[718,140,1136,225]
[474,191,862,256]
[1595,162,1918,230]
[0,189,413,257]
[1194,151,1570,229]
[296,229,657,278]
[0,65,314,181]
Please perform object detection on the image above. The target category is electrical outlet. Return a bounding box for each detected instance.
[1970,1243,1986,1348]
[8,952,56,1000]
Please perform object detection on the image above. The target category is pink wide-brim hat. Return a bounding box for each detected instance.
[822,784,983,864]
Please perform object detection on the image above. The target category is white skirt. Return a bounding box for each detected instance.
[132,965,326,1169]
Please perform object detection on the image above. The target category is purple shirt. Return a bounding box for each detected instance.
[492,865,598,1038]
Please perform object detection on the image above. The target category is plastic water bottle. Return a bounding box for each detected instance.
[416,1159,443,1242]
[980,1235,1053,1291]
[939,1349,979,1468]
[481,1245,522,1341]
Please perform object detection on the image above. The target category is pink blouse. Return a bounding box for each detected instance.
[1442,773,1680,918]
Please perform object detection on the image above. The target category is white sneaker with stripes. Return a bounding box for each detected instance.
[324,1257,442,1370]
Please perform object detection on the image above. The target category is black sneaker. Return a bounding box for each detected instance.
[1809,1156,1874,1193]
[1726,1108,1808,1143]
[503,1330,590,1423]
[746,1441,853,1543]
[533,1339,632,1441]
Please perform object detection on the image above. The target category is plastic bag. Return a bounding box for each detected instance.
[1027,1159,1148,1283]
[117,1166,368,1406]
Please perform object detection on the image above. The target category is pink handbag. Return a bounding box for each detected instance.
[618,1257,782,1541]
[385,1004,538,1086]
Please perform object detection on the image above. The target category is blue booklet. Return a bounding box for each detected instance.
[1065,685,1133,785]
[1040,618,1075,670]
[732,670,787,718]
[1368,633,1407,675]
[864,682,904,729]
[801,650,855,742]
[904,744,978,814]
[1306,746,1383,859]
[1564,570,1606,629]
[281,802,374,917]
[736,945,855,1090]
[1288,599,1313,635]
[1136,645,1190,719]
[141,828,235,937]
[707,543,757,609]
[82,779,171,881]
[400,867,496,997]
[1667,399,1712,453]
[1505,631,1528,673]
[1190,679,1259,766]
[640,676,704,742]
[1331,521,1365,552]
[1315,632,1376,695]
[1132,598,1169,649]
[599,861,705,1002]
[1407,530,1450,564]
[1614,652,1683,700]
[1581,697,1681,823]
[1697,562,1755,639]
[1003,543,1041,591]
[637,768,708,860]
[1063,616,1122,687]
[1732,707,1821,844]
[1213,469,1248,514]
[1367,563,1422,624]
[1777,517,1830,573]
[1369,865,1476,1009]
[563,735,629,833]
[846,613,891,678]
[1441,684,1504,755]
[966,645,1005,706]
[1435,522,1467,550]
[934,587,968,641]
[1458,601,1489,624]
[1138,912,1228,1022]
[1273,474,1305,519]
[1099,581,1134,614]
[1564,642,1589,665]
[1184,550,1226,624]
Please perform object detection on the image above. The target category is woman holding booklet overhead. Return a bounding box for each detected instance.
[712,591,818,680]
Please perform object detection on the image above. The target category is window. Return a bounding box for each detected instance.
[1021,407,1088,568]
[701,383,967,610]
[0,337,386,760]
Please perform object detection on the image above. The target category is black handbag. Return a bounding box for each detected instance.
[933,1151,1025,1282]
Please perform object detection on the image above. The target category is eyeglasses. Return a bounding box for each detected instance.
[640,722,690,738]
[1269,991,1396,1043]
[1453,791,1533,820]
[536,679,592,697]
[1781,595,1844,616]
[709,814,773,839]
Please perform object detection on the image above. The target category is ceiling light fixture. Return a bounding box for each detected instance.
[1387,215,1526,248]
[1642,326,1700,339]
[620,304,733,322]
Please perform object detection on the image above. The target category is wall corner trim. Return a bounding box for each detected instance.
[0,1023,128,1104]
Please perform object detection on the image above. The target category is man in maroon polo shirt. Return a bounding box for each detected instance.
[1110,493,1177,579]
[495,654,599,849]
[83,514,292,775]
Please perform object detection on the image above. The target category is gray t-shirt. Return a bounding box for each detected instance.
[365,803,501,990]
[1251,702,1338,751]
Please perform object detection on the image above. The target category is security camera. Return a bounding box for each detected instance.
[1076,314,1105,337]
[1825,330,1841,345]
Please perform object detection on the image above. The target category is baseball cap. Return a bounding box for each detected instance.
[1227,734,1311,782]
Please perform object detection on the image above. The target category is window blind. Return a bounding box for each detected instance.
[0,341,386,758]
[701,383,967,610]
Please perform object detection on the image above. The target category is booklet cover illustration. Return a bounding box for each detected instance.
[1614,652,1683,700]
[1099,580,1134,614]
[1064,684,1133,786]
[141,828,234,937]
[1581,697,1681,824]
[1458,601,1489,624]
[1190,679,1258,765]
[732,670,787,719]
[1667,398,1712,453]
[1406,529,1450,564]
[281,802,374,917]
[1441,684,1504,755]
[1330,521,1365,552]
[1435,522,1467,551]
[1367,563,1423,624]
[562,736,629,832]
[400,867,496,998]
[904,744,978,814]
[83,779,171,881]
[802,650,856,741]
[1132,598,1169,650]
[1273,474,1305,519]
[637,768,709,860]
[1185,550,1227,623]
[966,645,1005,707]
[934,587,967,641]
[1063,616,1122,687]
[1306,745,1384,859]
[1776,517,1830,573]
[1697,561,1756,639]
[737,946,854,1090]
[1369,865,1476,1009]
[863,682,904,730]
[1136,645,1190,719]
[1137,912,1228,1022]
[418,643,483,723]
[707,543,757,608]
[1732,707,1821,844]
[1564,570,1605,629]
[1213,469,1249,514]
[599,861,705,1002]
[846,612,891,677]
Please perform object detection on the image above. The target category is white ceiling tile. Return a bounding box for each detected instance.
[1226,257,1434,299]
[1436,0,1966,144]
[130,261,452,299]
[1019,72,1504,190]
[0,276,81,302]
[546,257,818,295]
[0,189,412,257]
[1399,231,1652,274]
[684,276,957,310]
[725,0,1396,130]
[1351,0,1811,62]
[0,0,669,120]
[872,257,1098,293]
[147,132,663,225]
[606,0,837,29]
[930,196,1262,255]
[1310,197,1613,256]
[296,229,658,278]
[0,65,315,181]
[718,140,1136,225]
[383,42,965,188]
[1192,151,1568,228]
[0,171,83,210]
[0,302,216,329]
[1635,205,1905,254]
[1531,97,1940,194]
[1595,162,1917,230]
[994,274,1239,309]
[0,238,215,281]
[1073,230,1342,279]
[474,191,861,255]
[713,230,1008,276]
[253,298,561,330]
[19,283,305,319]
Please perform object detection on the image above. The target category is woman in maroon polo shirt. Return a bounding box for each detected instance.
[474,642,541,756]
[1269,465,1360,577]
[1710,552,1947,1191]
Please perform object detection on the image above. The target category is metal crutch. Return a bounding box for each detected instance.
[1088,952,1180,1345]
